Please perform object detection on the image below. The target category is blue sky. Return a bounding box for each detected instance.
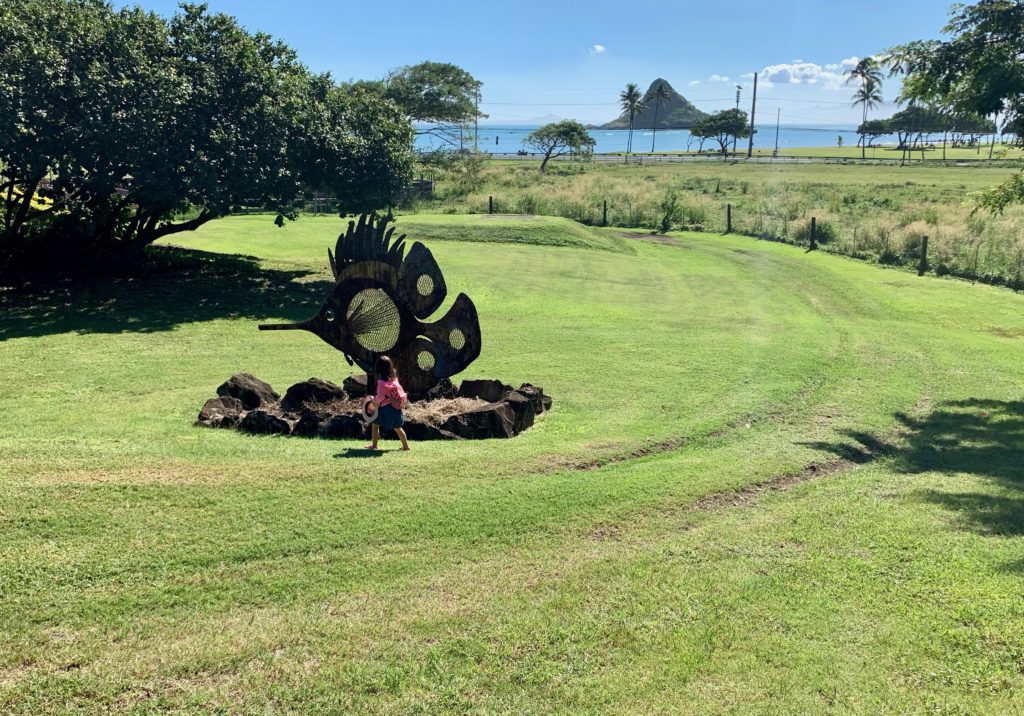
[118,0,952,126]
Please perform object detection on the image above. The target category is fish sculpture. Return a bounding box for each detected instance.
[259,213,482,394]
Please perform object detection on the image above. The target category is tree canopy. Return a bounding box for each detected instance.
[689,109,752,155]
[385,61,481,126]
[884,0,1024,209]
[524,121,595,173]
[0,0,413,281]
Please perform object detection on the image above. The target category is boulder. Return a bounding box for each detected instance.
[343,374,369,398]
[319,413,365,439]
[239,409,291,435]
[402,420,460,441]
[441,402,516,439]
[197,396,245,428]
[280,378,346,413]
[519,383,552,413]
[292,409,328,437]
[425,378,458,401]
[512,385,544,416]
[457,379,514,403]
[500,391,536,435]
[217,373,279,410]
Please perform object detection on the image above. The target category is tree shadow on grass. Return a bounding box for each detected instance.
[803,399,1024,547]
[0,246,332,340]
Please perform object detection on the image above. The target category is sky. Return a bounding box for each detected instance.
[116,0,954,126]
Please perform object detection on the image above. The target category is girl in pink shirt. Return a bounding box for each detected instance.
[367,355,410,451]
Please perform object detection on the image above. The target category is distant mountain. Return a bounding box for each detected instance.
[601,79,707,130]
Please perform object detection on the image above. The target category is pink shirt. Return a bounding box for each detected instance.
[374,378,407,409]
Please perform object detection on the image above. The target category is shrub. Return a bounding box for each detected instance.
[658,190,682,233]
[792,218,839,246]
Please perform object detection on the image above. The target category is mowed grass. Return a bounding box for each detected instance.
[427,158,1024,286]
[1,214,1023,713]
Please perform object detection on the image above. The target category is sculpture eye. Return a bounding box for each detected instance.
[416,274,434,296]
[324,309,336,322]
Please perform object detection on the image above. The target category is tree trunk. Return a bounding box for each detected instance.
[861,104,867,159]
[5,176,42,240]
[651,104,660,153]
[143,210,214,244]
[539,153,551,173]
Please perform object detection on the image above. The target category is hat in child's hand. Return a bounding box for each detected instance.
[360,396,379,424]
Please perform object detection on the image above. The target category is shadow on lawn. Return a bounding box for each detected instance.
[0,246,332,340]
[804,399,1024,543]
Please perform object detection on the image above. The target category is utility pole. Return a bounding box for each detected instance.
[733,85,742,155]
[773,108,781,157]
[746,72,758,158]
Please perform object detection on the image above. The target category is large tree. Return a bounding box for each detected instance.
[884,0,1024,208]
[690,109,752,156]
[619,83,646,156]
[0,1,413,280]
[383,61,482,149]
[649,81,671,153]
[524,121,595,173]
[846,58,884,158]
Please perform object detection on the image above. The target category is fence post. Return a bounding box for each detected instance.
[726,204,732,234]
[602,200,608,227]
[810,217,818,251]
[919,235,929,276]
[488,196,493,214]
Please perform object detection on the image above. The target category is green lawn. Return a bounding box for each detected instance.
[427,158,1024,287]
[1,214,1023,713]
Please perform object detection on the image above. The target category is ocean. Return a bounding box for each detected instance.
[415,124,905,154]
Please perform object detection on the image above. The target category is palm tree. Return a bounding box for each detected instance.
[846,58,883,158]
[851,83,883,157]
[649,82,671,153]
[619,83,646,158]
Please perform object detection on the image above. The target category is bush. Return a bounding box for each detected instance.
[658,190,682,233]
[792,218,839,246]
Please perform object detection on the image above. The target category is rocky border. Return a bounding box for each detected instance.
[197,373,552,441]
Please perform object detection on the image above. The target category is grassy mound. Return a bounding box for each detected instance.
[1,215,1022,712]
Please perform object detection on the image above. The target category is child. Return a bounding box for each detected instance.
[366,355,410,451]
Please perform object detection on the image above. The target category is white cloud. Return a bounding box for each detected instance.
[588,44,606,55]
[758,59,854,90]
[688,80,700,86]
[708,74,731,83]
[740,72,755,79]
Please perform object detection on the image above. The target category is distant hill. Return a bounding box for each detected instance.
[601,79,707,130]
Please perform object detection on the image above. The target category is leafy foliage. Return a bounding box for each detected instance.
[0,0,413,281]
[524,121,595,173]
[690,109,752,155]
[885,0,1024,211]
[619,83,646,155]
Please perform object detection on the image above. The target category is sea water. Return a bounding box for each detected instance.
[415,124,910,154]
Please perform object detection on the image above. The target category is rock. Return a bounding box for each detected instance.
[457,378,514,403]
[239,409,291,435]
[402,420,460,441]
[292,409,328,437]
[513,385,545,416]
[426,378,458,400]
[501,391,536,434]
[519,383,552,412]
[441,402,515,439]
[217,373,279,410]
[319,413,365,439]
[343,374,369,397]
[280,378,346,413]
[197,396,245,428]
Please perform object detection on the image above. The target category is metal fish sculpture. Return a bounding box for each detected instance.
[259,213,482,394]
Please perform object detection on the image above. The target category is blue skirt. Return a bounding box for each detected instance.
[377,404,405,430]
